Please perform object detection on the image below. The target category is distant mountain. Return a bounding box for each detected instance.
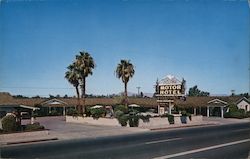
[210,94,228,97]
[143,93,154,97]
[119,92,154,97]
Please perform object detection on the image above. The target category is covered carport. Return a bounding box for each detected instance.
[40,98,69,116]
[207,99,228,118]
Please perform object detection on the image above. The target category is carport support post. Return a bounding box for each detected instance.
[31,108,35,124]
[63,106,66,116]
[207,106,210,117]
[221,106,224,118]
[168,102,173,115]
[158,104,160,115]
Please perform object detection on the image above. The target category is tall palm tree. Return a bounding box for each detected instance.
[65,63,81,113]
[115,60,135,107]
[75,51,95,113]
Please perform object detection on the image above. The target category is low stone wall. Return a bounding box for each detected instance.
[66,115,204,127]
[139,117,169,128]
[173,114,182,124]
[66,116,120,126]
[191,115,203,122]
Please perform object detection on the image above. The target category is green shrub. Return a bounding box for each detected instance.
[115,110,124,118]
[181,111,191,120]
[85,107,92,117]
[246,111,250,117]
[25,123,45,131]
[117,114,128,126]
[90,108,106,119]
[161,114,174,124]
[168,114,174,124]
[139,115,151,123]
[228,104,238,113]
[224,104,245,119]
[0,111,6,118]
[1,115,17,132]
[128,115,139,127]
[49,110,58,116]
[225,106,248,119]
[238,109,246,114]
[224,111,246,119]
[114,105,128,113]
[67,108,78,117]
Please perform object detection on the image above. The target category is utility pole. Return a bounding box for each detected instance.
[136,87,141,96]
[231,90,235,96]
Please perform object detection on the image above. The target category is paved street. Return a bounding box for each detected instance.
[1,122,249,159]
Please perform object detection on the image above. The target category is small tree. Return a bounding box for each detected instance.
[188,85,210,96]
[2,115,17,132]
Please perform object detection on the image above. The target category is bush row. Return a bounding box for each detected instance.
[224,111,250,119]
[114,105,151,127]
[224,104,250,119]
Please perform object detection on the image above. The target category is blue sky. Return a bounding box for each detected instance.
[0,0,249,97]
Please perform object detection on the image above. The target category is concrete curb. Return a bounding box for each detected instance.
[2,137,58,146]
[150,123,217,131]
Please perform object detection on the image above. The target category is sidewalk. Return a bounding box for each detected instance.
[1,116,249,146]
[203,117,250,125]
[148,117,249,131]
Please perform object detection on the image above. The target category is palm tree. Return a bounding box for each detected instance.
[65,63,81,113]
[75,51,95,113]
[115,60,135,107]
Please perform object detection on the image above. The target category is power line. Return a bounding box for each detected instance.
[0,86,74,90]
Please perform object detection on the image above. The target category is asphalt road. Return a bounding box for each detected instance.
[1,122,250,159]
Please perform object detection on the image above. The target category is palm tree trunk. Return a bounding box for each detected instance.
[80,77,86,114]
[124,82,128,107]
[75,86,80,113]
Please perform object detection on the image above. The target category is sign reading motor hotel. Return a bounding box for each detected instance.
[159,84,183,96]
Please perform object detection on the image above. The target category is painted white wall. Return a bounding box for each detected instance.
[237,100,250,111]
